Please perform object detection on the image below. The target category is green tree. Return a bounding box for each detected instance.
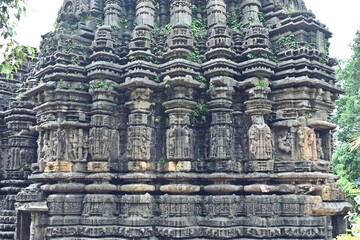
[333,30,360,185]
[332,29,360,240]
[349,128,360,152]
[0,0,34,78]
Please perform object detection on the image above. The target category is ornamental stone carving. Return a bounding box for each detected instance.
[248,116,272,160]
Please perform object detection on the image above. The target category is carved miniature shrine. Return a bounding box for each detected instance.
[0,0,352,239]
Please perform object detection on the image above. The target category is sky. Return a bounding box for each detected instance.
[15,0,360,60]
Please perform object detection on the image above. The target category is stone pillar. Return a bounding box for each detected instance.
[164,0,194,60]
[206,0,226,28]
[208,81,234,170]
[245,79,274,173]
[163,86,196,172]
[135,0,155,27]
[104,0,123,26]
[5,101,37,177]
[205,0,235,60]
[128,0,156,63]
[170,0,192,26]
[240,0,262,26]
[126,88,153,172]
[88,25,121,173]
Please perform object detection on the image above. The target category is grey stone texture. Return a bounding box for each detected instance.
[0,0,351,239]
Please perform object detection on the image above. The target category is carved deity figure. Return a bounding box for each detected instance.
[67,129,89,161]
[297,127,317,160]
[82,133,89,161]
[278,132,291,153]
[126,126,151,161]
[50,130,58,161]
[210,125,231,160]
[90,127,110,161]
[316,133,325,160]
[248,116,272,160]
[57,129,68,161]
[40,132,50,163]
[167,125,192,160]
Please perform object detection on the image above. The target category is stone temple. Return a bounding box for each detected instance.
[0,0,352,239]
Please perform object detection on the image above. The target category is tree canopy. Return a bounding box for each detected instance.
[0,0,34,78]
[333,30,360,190]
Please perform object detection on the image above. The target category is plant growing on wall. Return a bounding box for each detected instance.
[227,7,243,33]
[276,34,297,51]
[193,101,209,125]
[194,75,206,83]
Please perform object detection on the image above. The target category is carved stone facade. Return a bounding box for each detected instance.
[0,0,351,239]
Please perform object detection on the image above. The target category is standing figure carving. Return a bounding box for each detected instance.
[40,132,50,163]
[316,133,325,160]
[127,126,151,161]
[248,115,272,160]
[210,125,231,159]
[166,124,192,160]
[297,127,317,160]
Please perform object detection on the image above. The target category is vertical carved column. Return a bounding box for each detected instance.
[126,88,153,172]
[205,0,235,60]
[135,0,155,27]
[104,0,123,26]
[208,81,234,171]
[5,101,37,177]
[164,0,194,60]
[170,0,192,26]
[240,0,262,26]
[245,80,274,173]
[158,0,169,26]
[206,0,226,28]
[128,0,155,60]
[88,26,120,173]
[162,85,196,172]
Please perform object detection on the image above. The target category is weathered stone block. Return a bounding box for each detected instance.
[45,162,72,173]
[87,162,109,172]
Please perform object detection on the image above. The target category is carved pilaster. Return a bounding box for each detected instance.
[163,84,197,172]
[206,0,226,28]
[208,77,235,172]
[240,0,262,26]
[245,79,274,172]
[163,0,194,60]
[4,101,37,177]
[88,25,121,173]
[126,88,153,172]
[104,0,123,27]
[170,0,192,26]
[135,0,155,27]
